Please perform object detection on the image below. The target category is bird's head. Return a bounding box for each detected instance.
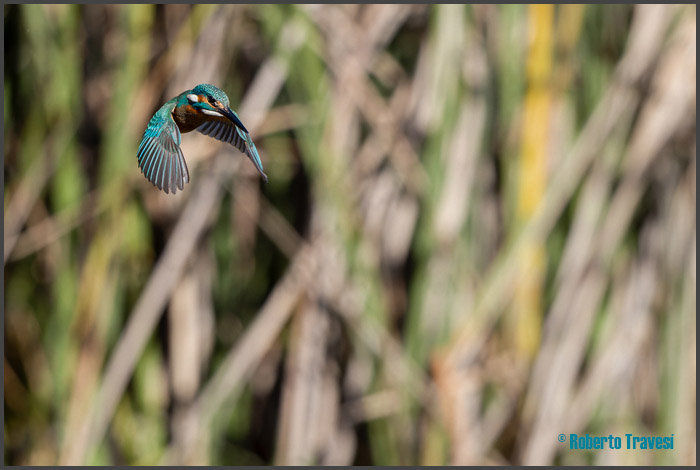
[186,84,249,132]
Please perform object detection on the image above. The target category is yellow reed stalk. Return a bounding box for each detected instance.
[508,4,554,358]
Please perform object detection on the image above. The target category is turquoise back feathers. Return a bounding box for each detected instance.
[137,84,267,194]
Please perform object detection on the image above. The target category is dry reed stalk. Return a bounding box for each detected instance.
[274,296,331,464]
[4,133,70,263]
[164,241,320,464]
[440,3,676,381]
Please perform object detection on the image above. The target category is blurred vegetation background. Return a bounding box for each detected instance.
[3,4,696,466]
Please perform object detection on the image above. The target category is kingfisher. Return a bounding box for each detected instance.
[137,83,267,194]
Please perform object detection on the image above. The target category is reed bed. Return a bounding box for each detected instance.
[4,4,696,465]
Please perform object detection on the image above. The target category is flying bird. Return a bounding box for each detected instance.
[137,84,267,194]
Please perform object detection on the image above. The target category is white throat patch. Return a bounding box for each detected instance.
[202,109,221,117]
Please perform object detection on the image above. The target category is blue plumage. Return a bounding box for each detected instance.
[196,121,266,180]
[136,84,267,194]
[137,111,189,194]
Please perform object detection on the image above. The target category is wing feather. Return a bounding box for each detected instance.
[136,115,189,194]
[196,119,268,182]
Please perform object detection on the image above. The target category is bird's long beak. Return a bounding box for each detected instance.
[219,106,249,134]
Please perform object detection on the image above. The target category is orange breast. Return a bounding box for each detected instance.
[172,104,230,133]
[172,104,206,133]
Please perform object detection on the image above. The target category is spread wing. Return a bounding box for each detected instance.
[196,120,268,182]
[137,116,189,194]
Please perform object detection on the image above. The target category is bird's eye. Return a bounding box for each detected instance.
[207,96,216,105]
